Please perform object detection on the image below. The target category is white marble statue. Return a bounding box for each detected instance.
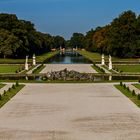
[25,56,29,70]
[109,55,112,70]
[101,54,105,65]
[33,54,36,66]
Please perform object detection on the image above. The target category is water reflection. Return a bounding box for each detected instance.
[46,51,92,64]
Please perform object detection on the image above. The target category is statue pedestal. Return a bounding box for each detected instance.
[101,54,105,65]
[25,63,28,70]
[108,55,112,70]
[33,54,36,66]
[25,56,29,70]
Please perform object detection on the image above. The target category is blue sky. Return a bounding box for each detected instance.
[0,0,140,39]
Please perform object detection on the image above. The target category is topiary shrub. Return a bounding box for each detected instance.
[16,81,19,87]
[8,87,11,92]
[3,90,6,95]
[126,86,130,91]
[12,84,15,89]
[123,84,126,89]
[132,90,136,96]
[137,94,140,100]
[120,81,123,86]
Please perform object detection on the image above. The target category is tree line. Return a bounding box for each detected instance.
[1,10,140,59]
[0,13,65,58]
[69,10,140,58]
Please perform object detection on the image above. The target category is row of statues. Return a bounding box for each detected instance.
[101,54,112,70]
[25,54,36,70]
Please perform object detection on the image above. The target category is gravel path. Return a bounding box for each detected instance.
[0,83,140,139]
[40,64,97,73]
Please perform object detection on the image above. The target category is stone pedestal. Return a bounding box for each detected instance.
[109,75,112,81]
[33,54,36,66]
[109,55,112,70]
[25,56,29,70]
[101,54,105,65]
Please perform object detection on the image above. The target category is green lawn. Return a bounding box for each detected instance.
[113,65,140,73]
[77,50,139,62]
[0,65,23,73]
[115,85,140,107]
[36,51,59,63]
[0,84,25,108]
[32,65,46,74]
[133,84,140,90]
[0,51,59,64]
[77,50,106,62]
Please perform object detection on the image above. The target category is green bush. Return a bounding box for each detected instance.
[3,90,6,95]
[120,81,123,86]
[8,87,11,92]
[12,84,15,89]
[126,86,130,91]
[123,84,126,89]
[132,90,136,96]
[137,94,140,100]
[16,81,19,87]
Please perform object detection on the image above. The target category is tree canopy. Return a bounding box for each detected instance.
[1,11,140,58]
[0,13,65,58]
[69,10,140,58]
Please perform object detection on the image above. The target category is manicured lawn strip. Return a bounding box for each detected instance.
[92,65,105,73]
[0,58,26,64]
[133,84,140,90]
[32,65,46,74]
[77,50,139,62]
[92,65,101,73]
[0,84,25,108]
[36,51,59,63]
[0,65,23,73]
[77,50,104,62]
[0,51,59,64]
[114,65,140,73]
[115,85,140,107]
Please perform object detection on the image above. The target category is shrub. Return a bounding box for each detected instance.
[123,84,126,89]
[137,94,140,100]
[0,94,2,100]
[12,84,15,89]
[132,90,136,96]
[126,86,130,91]
[120,81,123,86]
[16,81,19,87]
[8,87,11,92]
[3,90,6,95]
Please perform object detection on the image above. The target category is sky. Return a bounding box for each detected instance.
[0,0,140,39]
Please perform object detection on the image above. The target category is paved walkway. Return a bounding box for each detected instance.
[0,83,140,140]
[0,84,13,95]
[40,64,97,73]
